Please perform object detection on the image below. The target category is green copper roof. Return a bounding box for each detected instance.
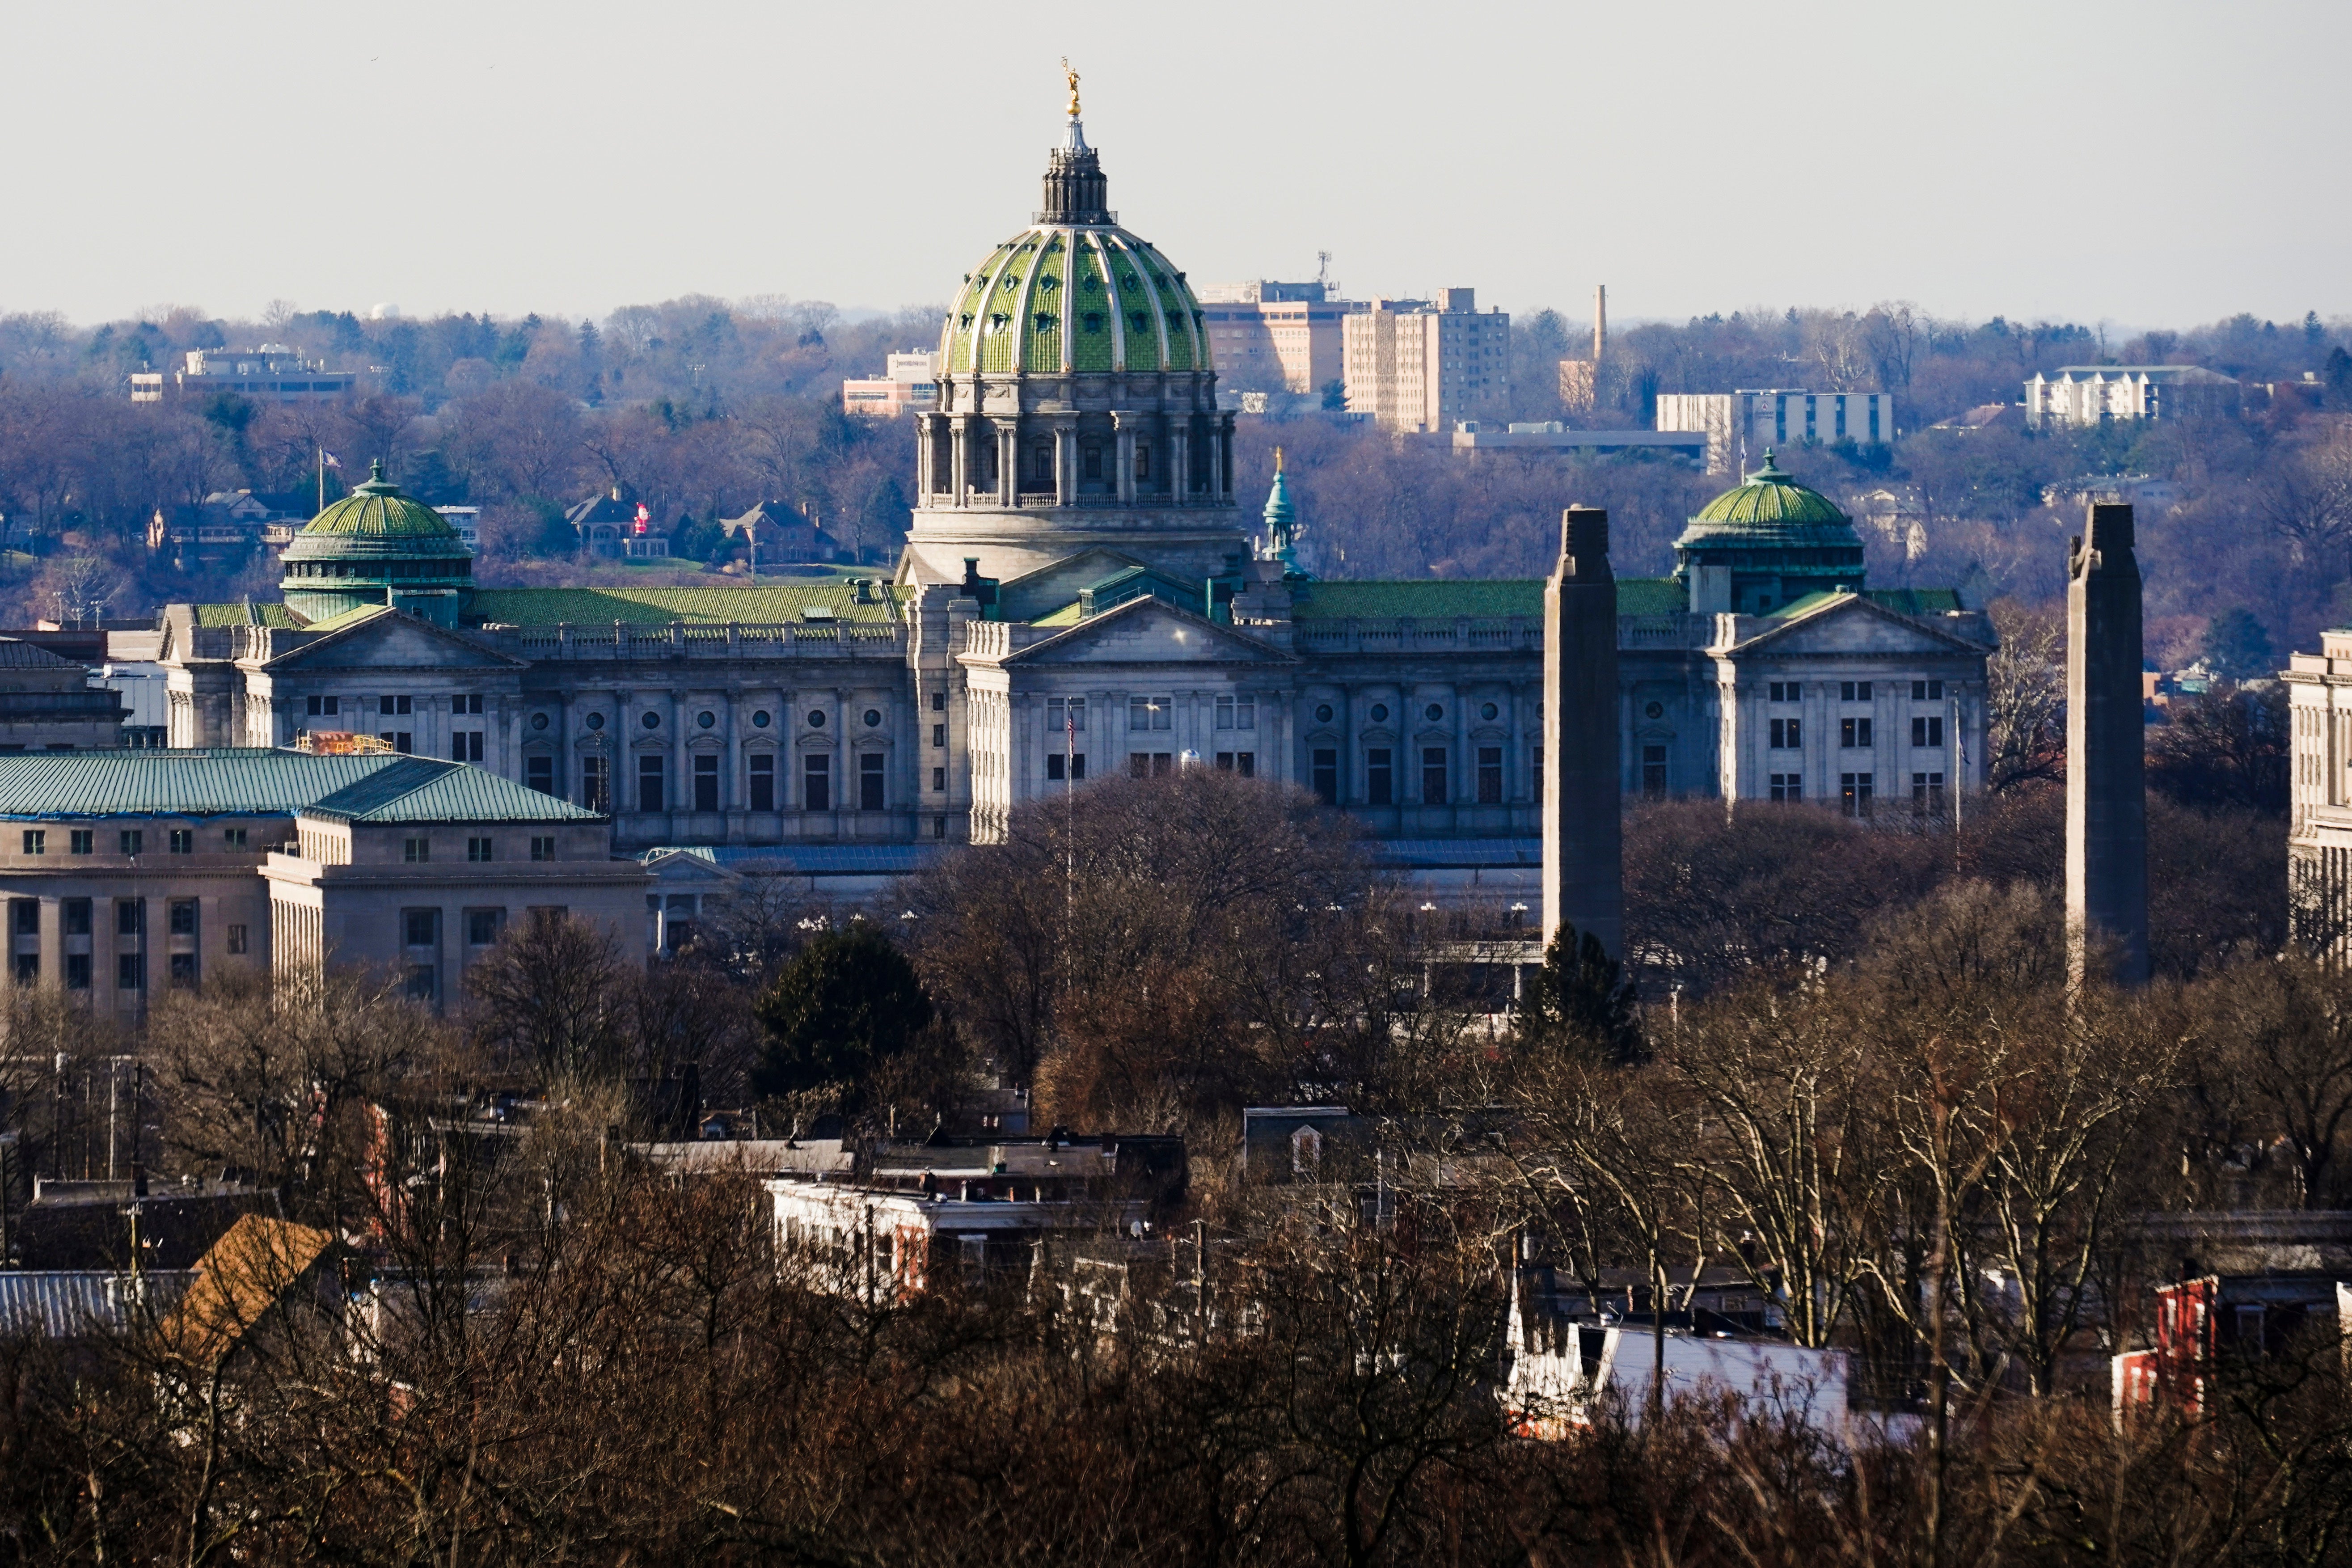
[942,226,1206,377]
[468,583,908,627]
[304,756,603,824]
[286,462,464,552]
[1692,452,1848,528]
[299,604,391,634]
[0,748,603,825]
[193,602,304,628]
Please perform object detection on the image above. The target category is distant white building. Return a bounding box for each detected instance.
[841,351,941,418]
[2024,366,2239,429]
[1656,389,1893,475]
[131,347,356,404]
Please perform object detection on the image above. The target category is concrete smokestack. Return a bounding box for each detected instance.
[1543,506,1622,959]
[1592,284,1607,366]
[2066,501,2149,985]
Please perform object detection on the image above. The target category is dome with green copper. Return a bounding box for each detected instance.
[279,460,475,628]
[1672,452,1866,615]
[937,110,1208,378]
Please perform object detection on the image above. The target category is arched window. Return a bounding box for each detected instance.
[1291,1125,1322,1176]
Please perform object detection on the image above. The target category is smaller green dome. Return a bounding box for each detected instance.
[1691,451,1848,528]
[294,460,460,546]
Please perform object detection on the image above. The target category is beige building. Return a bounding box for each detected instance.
[1343,290,1511,433]
[2288,628,2352,953]
[0,748,641,1020]
[841,351,941,418]
[1197,282,1362,395]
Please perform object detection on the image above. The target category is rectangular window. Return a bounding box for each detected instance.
[1312,748,1339,805]
[169,829,192,854]
[638,754,666,812]
[117,952,144,991]
[527,755,554,795]
[456,693,484,715]
[1477,745,1503,803]
[223,827,247,848]
[379,694,413,716]
[404,909,438,947]
[1769,681,1796,703]
[9,898,35,936]
[66,952,91,989]
[579,756,606,811]
[1642,744,1668,799]
[380,731,413,754]
[404,965,435,1002]
[63,898,89,936]
[860,752,885,811]
[226,925,247,955]
[1367,748,1393,806]
[804,754,831,811]
[694,753,720,811]
[404,836,429,863]
[932,691,947,713]
[1912,715,1944,748]
[1422,747,1449,806]
[12,951,34,985]
[529,836,555,862]
[467,837,493,862]
[306,694,341,717]
[119,830,143,856]
[750,754,776,811]
[1912,679,1944,701]
[452,731,485,762]
[1840,681,1873,702]
[1047,695,1087,733]
[169,952,196,988]
[1047,753,1065,781]
[21,830,43,855]
[1770,718,1801,749]
[1215,693,1257,730]
[117,900,143,936]
[168,899,196,935]
[70,830,93,855]
[932,723,947,748]
[1770,772,1803,802]
[933,814,948,839]
[931,765,946,793]
[1129,695,1172,731]
[1913,771,1947,807]
[466,909,505,946]
[1841,772,1874,817]
[1841,717,1873,748]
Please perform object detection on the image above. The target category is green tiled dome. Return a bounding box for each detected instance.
[1675,452,1860,552]
[280,460,474,627]
[937,116,1206,378]
[286,462,462,556]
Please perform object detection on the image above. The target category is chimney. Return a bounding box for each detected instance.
[2066,502,2149,985]
[1542,507,1623,959]
[1593,284,1607,365]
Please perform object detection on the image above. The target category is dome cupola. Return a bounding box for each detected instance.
[1671,452,1865,616]
[279,460,475,628]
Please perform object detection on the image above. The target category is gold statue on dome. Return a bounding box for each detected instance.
[1061,58,1081,119]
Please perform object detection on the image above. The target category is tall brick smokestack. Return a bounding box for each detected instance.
[2066,501,2149,985]
[1543,506,1622,959]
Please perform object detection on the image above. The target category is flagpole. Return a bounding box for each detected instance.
[317,446,325,515]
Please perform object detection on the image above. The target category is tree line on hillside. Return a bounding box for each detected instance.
[2,768,2348,1562]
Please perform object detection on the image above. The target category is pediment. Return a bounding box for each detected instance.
[1731,596,1987,658]
[260,609,528,672]
[994,597,1293,667]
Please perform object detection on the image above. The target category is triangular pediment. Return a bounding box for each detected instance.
[259,609,528,671]
[991,596,1293,666]
[1730,594,1989,658]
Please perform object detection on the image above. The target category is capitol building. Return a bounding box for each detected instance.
[156,96,1997,888]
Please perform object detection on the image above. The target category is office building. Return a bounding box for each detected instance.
[1343,291,1511,433]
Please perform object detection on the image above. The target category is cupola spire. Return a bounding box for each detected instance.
[1040,62,1109,222]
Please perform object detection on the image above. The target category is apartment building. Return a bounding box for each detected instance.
[1196,281,1364,395]
[1342,290,1511,433]
[1656,389,1895,475]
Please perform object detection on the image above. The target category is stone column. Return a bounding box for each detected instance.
[1053,418,1077,507]
[2066,502,2149,986]
[1542,507,1622,960]
[950,416,971,508]
[671,690,690,837]
[1171,414,1191,503]
[996,423,1018,508]
[1113,415,1137,507]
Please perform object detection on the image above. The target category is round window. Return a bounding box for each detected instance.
[533,712,552,731]
[1645,701,1665,719]
[1480,702,1499,722]
[752,710,771,728]
[808,709,827,728]
[864,708,883,728]
[697,710,716,729]
[1370,703,1389,723]
[1424,703,1444,722]
[641,710,661,730]
[583,711,603,731]
[1315,703,1334,723]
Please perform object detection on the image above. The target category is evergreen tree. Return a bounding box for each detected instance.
[2201,606,2275,680]
[752,925,934,1103]
[1518,922,1641,1063]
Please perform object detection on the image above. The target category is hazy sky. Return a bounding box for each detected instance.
[5,0,2345,333]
